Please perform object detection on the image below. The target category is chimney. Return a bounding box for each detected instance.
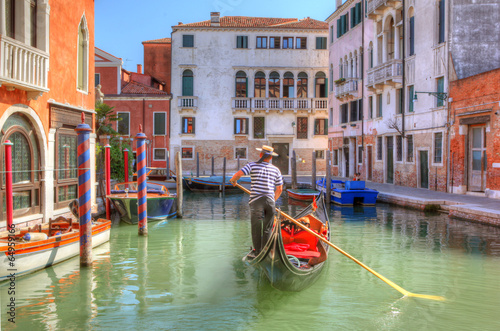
[210,12,220,26]
[137,64,142,74]
[335,0,343,9]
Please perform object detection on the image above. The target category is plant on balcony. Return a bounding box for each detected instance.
[334,78,346,85]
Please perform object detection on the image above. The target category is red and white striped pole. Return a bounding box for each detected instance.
[4,140,13,229]
[123,148,129,183]
[136,125,148,236]
[75,113,93,266]
[105,144,111,220]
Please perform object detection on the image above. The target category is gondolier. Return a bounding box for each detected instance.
[230,145,283,255]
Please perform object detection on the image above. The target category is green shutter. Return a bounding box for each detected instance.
[409,86,414,112]
[245,78,248,97]
[324,118,328,133]
[182,76,193,96]
[324,78,328,97]
[345,13,349,32]
[437,78,444,107]
[351,7,355,28]
[337,19,341,38]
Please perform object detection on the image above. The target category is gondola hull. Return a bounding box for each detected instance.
[183,176,241,193]
[243,195,330,291]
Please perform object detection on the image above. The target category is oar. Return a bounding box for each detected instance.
[234,183,445,302]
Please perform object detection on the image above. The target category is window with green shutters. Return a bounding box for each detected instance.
[236,36,248,48]
[409,16,415,56]
[314,119,328,135]
[154,113,166,135]
[337,12,351,38]
[183,35,194,47]
[316,37,326,49]
[437,77,444,107]
[351,3,362,28]
[438,0,445,44]
[408,86,414,112]
[182,70,193,96]
[377,94,383,117]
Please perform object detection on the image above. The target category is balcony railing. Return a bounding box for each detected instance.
[178,96,198,109]
[0,35,49,100]
[232,97,249,109]
[367,0,402,19]
[335,78,359,99]
[231,97,327,112]
[313,98,328,110]
[366,59,403,90]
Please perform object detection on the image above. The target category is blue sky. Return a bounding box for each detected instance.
[95,0,336,71]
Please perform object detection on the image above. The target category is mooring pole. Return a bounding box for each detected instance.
[291,150,297,190]
[105,144,111,220]
[326,150,331,208]
[166,151,170,180]
[211,157,215,176]
[175,151,183,218]
[237,155,240,170]
[75,113,92,266]
[4,140,13,229]
[136,125,148,236]
[312,151,317,189]
[124,148,129,182]
[196,152,200,177]
[222,157,226,195]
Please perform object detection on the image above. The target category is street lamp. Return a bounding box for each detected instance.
[413,91,448,102]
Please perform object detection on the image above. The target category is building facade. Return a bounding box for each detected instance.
[95,47,172,169]
[170,13,329,175]
[0,0,96,230]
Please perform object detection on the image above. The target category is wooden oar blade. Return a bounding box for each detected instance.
[407,293,446,301]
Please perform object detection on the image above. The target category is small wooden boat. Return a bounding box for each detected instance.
[0,216,111,281]
[183,176,242,192]
[316,178,378,205]
[243,194,330,291]
[286,188,321,202]
[108,182,177,224]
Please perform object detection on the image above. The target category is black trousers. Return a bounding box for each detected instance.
[249,196,275,253]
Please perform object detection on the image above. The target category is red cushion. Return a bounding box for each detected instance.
[284,249,321,258]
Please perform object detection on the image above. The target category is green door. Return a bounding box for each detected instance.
[386,136,394,184]
[420,151,429,189]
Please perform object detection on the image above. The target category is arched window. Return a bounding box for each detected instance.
[297,72,308,98]
[315,72,327,98]
[0,113,41,218]
[368,42,374,68]
[77,16,89,92]
[385,16,395,60]
[269,71,280,98]
[353,50,358,78]
[339,59,343,78]
[283,72,294,98]
[182,69,194,96]
[349,52,354,78]
[254,71,266,98]
[235,71,247,97]
[408,8,415,56]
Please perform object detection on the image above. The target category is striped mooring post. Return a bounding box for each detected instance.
[105,144,111,220]
[75,113,93,266]
[136,125,148,236]
[4,140,14,229]
[123,148,129,182]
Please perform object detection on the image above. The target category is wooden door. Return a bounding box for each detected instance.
[468,126,487,191]
[419,151,429,189]
[386,136,394,184]
[271,143,289,175]
[367,146,373,181]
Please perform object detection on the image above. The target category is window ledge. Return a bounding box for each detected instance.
[179,133,195,137]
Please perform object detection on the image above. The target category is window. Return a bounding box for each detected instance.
[183,35,194,47]
[369,43,374,69]
[377,136,383,160]
[234,118,249,134]
[350,100,362,122]
[297,72,308,98]
[437,77,445,107]
[408,86,414,112]
[154,149,166,161]
[254,117,265,139]
[330,26,334,43]
[254,72,266,97]
[235,71,247,97]
[117,112,130,135]
[333,150,339,165]
[396,135,403,161]
[396,89,403,114]
[256,36,267,49]
[409,15,415,56]
[235,148,247,159]
[55,132,77,209]
[297,117,308,139]
[337,12,349,38]
[314,119,328,135]
[270,36,281,49]
[315,150,325,159]
[406,135,414,162]
[153,112,166,135]
[315,72,327,98]
[182,70,193,96]
[6,0,15,38]
[438,0,445,44]
[181,147,194,159]
[297,37,307,49]
[30,0,37,47]
[340,104,349,124]
[377,94,383,117]
[0,114,41,217]
[283,37,293,49]
[236,36,248,48]
[283,72,294,98]
[434,132,443,163]
[358,146,363,164]
[351,2,362,28]
[316,37,327,49]
[181,117,195,134]
[95,73,100,87]
[269,71,280,98]
[329,108,333,125]
[368,96,373,119]
[77,17,89,92]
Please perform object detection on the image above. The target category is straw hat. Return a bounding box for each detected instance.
[256,145,278,156]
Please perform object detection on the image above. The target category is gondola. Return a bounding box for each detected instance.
[243,194,330,291]
[183,176,243,193]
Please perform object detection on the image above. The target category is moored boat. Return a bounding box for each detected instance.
[108,182,177,224]
[0,217,111,281]
[316,178,378,205]
[243,194,330,291]
[286,188,321,202]
[183,176,242,192]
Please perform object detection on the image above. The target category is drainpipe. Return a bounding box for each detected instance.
[445,0,452,193]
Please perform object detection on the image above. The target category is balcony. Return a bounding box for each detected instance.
[232,97,327,113]
[367,0,402,20]
[366,59,402,92]
[0,35,49,100]
[335,78,359,100]
[178,96,198,111]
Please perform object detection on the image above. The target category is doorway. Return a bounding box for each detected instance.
[344,148,350,178]
[419,151,429,189]
[386,136,394,184]
[271,143,289,175]
[468,126,487,191]
[367,146,373,181]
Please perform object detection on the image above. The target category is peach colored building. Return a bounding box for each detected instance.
[0,0,96,230]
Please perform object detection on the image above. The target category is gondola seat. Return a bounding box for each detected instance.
[281,214,327,259]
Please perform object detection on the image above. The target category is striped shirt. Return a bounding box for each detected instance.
[241,162,283,203]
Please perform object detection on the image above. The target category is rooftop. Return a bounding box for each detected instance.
[174,16,328,30]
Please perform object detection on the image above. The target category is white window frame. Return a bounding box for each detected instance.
[153,112,167,136]
[432,131,444,166]
[116,112,130,136]
[153,148,167,161]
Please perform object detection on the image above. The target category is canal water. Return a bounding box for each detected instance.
[2,192,500,330]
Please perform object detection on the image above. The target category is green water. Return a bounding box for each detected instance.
[2,192,500,330]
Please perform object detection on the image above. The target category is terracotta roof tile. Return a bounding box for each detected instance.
[174,16,327,30]
[142,38,172,44]
[121,81,168,95]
